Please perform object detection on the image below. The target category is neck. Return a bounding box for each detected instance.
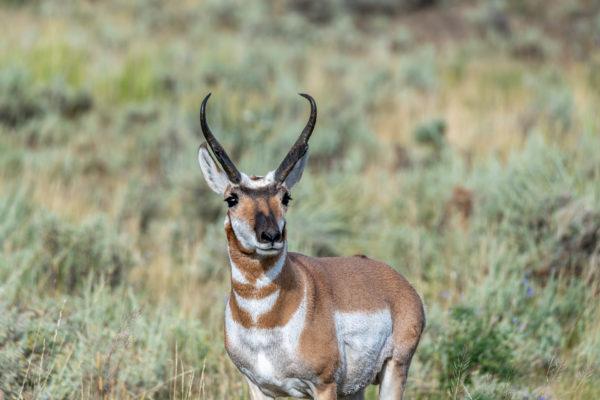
[225,222,288,291]
[226,222,304,328]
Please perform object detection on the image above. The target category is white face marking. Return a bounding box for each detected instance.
[239,171,276,188]
[230,216,285,254]
[234,288,280,323]
[333,309,394,395]
[230,217,258,251]
[222,173,287,255]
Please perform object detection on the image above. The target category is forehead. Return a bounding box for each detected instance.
[238,184,280,198]
[229,173,283,198]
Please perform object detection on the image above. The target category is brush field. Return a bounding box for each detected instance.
[1,0,600,399]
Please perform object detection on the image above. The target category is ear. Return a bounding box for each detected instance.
[283,149,309,190]
[198,143,231,195]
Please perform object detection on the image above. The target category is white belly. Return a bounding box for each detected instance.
[225,293,316,398]
[334,309,394,396]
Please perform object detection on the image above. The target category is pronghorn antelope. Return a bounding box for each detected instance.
[197,93,425,400]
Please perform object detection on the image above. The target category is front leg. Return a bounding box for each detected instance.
[378,359,409,400]
[315,383,337,400]
[245,377,274,400]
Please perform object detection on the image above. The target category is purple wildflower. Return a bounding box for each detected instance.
[441,291,449,299]
[527,287,534,297]
[512,317,518,323]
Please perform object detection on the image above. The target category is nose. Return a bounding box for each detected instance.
[260,230,281,244]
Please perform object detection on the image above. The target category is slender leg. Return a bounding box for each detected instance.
[378,359,409,400]
[315,383,337,400]
[245,377,274,400]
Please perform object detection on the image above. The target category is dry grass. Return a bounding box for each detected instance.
[1,0,600,399]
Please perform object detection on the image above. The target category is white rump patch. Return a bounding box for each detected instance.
[334,309,394,395]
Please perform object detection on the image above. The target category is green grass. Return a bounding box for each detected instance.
[1,0,600,398]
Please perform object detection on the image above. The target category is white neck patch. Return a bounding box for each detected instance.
[224,276,311,398]
[229,251,249,284]
[228,237,287,287]
[226,282,307,352]
[255,242,287,288]
[234,288,281,323]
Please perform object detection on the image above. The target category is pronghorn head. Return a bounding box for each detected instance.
[197,93,316,257]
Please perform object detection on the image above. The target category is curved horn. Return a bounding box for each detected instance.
[274,93,317,183]
[200,93,242,184]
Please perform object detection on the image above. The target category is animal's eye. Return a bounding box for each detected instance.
[282,193,292,206]
[225,195,238,208]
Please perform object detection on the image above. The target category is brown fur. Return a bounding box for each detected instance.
[225,218,425,395]
[213,174,424,398]
[198,108,424,398]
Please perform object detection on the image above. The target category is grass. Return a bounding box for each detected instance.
[1,0,600,399]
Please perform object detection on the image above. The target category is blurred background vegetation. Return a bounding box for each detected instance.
[1,0,600,398]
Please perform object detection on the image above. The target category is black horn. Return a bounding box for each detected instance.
[200,93,242,184]
[274,93,317,183]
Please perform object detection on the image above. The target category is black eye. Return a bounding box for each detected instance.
[282,193,292,206]
[225,195,238,208]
